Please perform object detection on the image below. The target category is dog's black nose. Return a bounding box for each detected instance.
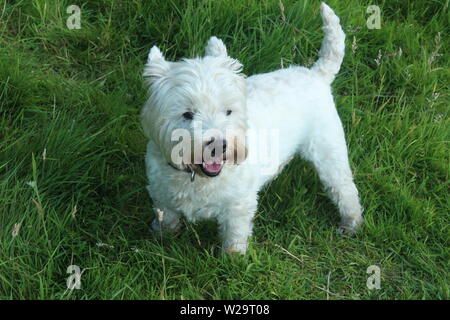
[206,138,227,156]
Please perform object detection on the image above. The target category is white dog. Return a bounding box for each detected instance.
[141,3,363,254]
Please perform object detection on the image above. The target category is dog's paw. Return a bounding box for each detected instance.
[150,217,181,234]
[222,242,248,255]
[337,216,363,235]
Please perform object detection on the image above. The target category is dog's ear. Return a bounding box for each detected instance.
[205,36,228,57]
[205,37,243,73]
[143,46,170,85]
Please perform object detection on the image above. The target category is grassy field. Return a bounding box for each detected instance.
[0,0,448,300]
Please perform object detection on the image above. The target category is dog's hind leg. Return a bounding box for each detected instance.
[300,125,363,234]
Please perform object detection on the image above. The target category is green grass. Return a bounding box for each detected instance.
[0,0,448,300]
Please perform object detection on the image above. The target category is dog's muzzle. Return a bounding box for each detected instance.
[199,138,227,176]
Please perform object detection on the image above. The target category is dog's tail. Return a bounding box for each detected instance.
[311,3,345,84]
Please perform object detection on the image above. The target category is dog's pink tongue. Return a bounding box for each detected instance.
[203,159,223,174]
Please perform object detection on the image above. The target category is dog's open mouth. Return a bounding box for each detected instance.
[199,158,224,177]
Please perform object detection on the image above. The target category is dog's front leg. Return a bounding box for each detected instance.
[218,197,257,254]
[150,206,181,233]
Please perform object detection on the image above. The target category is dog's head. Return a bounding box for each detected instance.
[141,37,248,177]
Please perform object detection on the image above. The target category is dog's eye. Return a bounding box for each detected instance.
[183,112,194,120]
[226,110,232,116]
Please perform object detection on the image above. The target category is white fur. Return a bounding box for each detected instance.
[141,3,363,254]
